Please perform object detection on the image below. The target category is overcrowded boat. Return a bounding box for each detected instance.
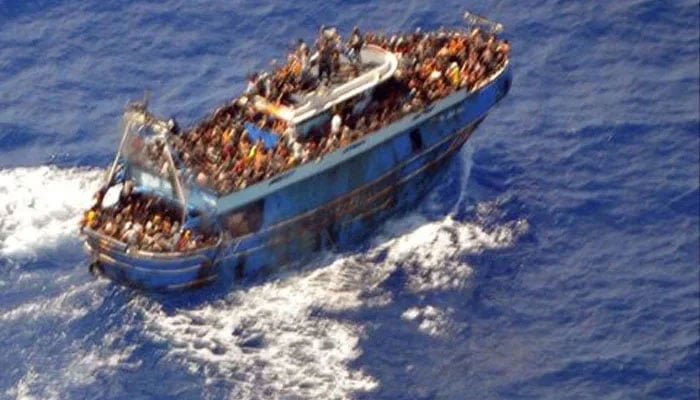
[80,12,513,290]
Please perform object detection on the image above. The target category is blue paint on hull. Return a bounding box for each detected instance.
[84,64,512,291]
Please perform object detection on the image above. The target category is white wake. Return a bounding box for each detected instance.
[137,208,527,399]
[1,159,529,400]
[2,279,138,400]
[0,166,103,257]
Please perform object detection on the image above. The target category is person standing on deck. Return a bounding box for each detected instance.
[348,26,363,65]
[318,40,334,85]
[297,39,310,72]
[316,26,340,85]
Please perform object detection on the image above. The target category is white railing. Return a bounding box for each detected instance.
[290,45,398,124]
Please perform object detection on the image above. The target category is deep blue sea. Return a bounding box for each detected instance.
[0,1,698,399]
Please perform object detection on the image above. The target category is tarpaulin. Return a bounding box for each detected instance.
[244,122,279,149]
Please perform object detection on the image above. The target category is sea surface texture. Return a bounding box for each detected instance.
[0,1,698,399]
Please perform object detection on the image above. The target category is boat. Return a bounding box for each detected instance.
[80,13,513,291]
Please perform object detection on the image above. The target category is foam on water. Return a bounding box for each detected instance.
[0,280,100,323]
[0,166,103,257]
[8,367,39,400]
[0,165,120,398]
[137,199,526,399]
[138,269,379,399]
[3,279,137,400]
[6,339,138,400]
[401,305,463,338]
[0,155,527,399]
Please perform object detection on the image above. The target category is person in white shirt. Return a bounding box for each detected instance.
[331,113,342,136]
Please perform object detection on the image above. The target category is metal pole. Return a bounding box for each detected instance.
[105,120,133,186]
[162,142,188,226]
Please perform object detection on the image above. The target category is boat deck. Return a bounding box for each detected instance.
[254,45,398,125]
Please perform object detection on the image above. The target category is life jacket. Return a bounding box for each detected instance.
[248,143,258,161]
[448,66,460,86]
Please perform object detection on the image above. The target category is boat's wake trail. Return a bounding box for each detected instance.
[0,158,528,399]
[1,278,137,400]
[136,200,527,399]
[0,166,103,257]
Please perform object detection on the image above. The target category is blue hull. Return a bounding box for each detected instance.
[84,64,512,291]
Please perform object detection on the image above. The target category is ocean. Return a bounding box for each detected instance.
[0,1,698,399]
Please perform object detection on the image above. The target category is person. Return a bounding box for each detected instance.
[291,138,303,163]
[103,220,117,236]
[244,73,258,96]
[296,39,310,72]
[92,186,107,210]
[446,62,460,87]
[315,25,327,49]
[495,39,510,64]
[177,230,192,251]
[331,112,342,136]
[260,71,272,98]
[284,125,299,145]
[340,125,352,146]
[318,40,333,84]
[196,171,208,186]
[128,25,511,200]
[168,117,180,135]
[81,209,98,230]
[348,26,363,64]
[324,127,338,152]
[121,221,140,246]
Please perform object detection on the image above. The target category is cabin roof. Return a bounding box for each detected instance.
[253,45,398,125]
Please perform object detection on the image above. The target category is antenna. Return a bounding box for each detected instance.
[142,89,151,110]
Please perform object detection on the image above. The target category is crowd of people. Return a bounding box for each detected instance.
[83,24,510,253]
[367,26,510,100]
[243,25,368,105]
[155,26,510,196]
[81,184,218,253]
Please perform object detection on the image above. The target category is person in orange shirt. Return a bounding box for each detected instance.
[222,127,233,143]
[254,146,266,174]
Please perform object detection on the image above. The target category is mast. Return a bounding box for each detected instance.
[161,141,188,226]
[104,119,133,186]
[105,91,151,186]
